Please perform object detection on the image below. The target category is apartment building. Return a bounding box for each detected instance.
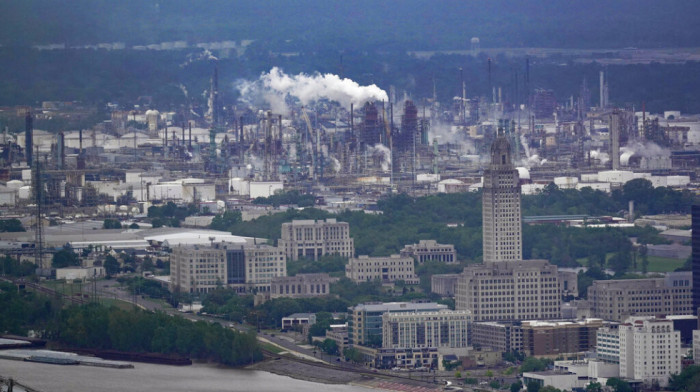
[521,319,603,357]
[348,302,447,347]
[619,318,682,387]
[381,310,472,349]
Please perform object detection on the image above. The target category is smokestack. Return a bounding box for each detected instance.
[164,124,168,157]
[599,71,605,109]
[488,58,492,102]
[189,123,192,148]
[239,116,244,143]
[628,200,634,222]
[611,110,621,170]
[182,123,185,146]
[79,129,83,152]
[57,132,65,169]
[25,111,33,167]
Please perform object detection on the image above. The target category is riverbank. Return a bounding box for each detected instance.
[248,357,442,392]
[0,359,377,392]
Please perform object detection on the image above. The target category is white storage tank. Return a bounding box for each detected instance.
[580,173,598,183]
[18,185,32,199]
[649,176,667,187]
[149,182,183,200]
[522,183,546,195]
[576,182,611,192]
[665,175,690,187]
[229,178,250,196]
[598,170,634,184]
[6,180,24,189]
[554,176,579,189]
[417,173,440,183]
[249,181,283,199]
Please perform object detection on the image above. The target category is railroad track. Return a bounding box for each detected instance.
[1,278,86,305]
[259,347,439,387]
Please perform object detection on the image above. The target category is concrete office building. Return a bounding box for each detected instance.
[588,272,693,322]
[471,322,523,353]
[455,129,568,322]
[278,218,354,261]
[348,302,447,347]
[431,273,461,296]
[400,240,457,263]
[619,318,681,387]
[482,127,522,263]
[170,242,286,294]
[270,273,333,299]
[521,319,603,357]
[455,260,562,322]
[381,310,472,350]
[596,325,621,363]
[692,205,700,312]
[345,254,419,284]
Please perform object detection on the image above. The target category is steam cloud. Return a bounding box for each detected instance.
[369,144,391,172]
[620,140,671,166]
[590,149,610,165]
[237,67,388,115]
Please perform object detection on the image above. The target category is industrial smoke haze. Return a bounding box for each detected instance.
[237,67,388,115]
[620,140,671,165]
[369,144,391,172]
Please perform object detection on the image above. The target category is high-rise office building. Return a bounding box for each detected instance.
[692,205,700,313]
[456,125,568,322]
[482,129,522,263]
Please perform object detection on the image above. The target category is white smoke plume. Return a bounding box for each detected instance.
[520,134,531,159]
[619,140,671,166]
[429,121,476,154]
[520,154,547,168]
[236,67,388,115]
[330,156,341,173]
[590,149,610,165]
[368,144,391,172]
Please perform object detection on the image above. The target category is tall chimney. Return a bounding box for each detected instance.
[239,116,244,143]
[628,200,634,222]
[611,110,620,170]
[25,111,33,167]
[599,71,605,109]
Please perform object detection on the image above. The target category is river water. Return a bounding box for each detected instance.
[0,359,376,392]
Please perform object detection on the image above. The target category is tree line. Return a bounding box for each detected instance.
[0,281,262,366]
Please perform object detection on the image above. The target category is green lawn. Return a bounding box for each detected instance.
[259,341,286,354]
[645,256,686,273]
